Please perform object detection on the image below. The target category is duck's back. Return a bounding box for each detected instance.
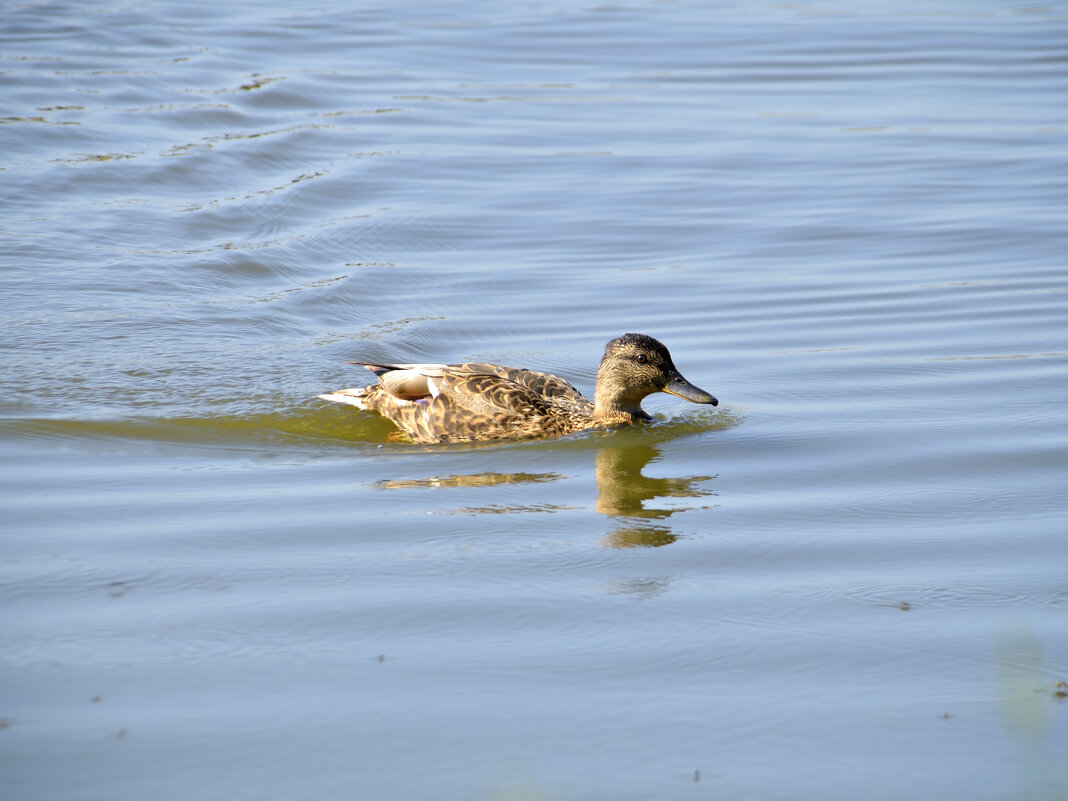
[454,363,592,411]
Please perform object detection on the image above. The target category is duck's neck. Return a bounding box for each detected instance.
[593,379,651,423]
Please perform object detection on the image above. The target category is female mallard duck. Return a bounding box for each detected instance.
[319,333,717,443]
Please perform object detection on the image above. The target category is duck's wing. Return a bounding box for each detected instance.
[423,364,591,440]
[357,363,449,401]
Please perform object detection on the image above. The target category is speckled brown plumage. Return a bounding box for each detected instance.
[319,334,718,444]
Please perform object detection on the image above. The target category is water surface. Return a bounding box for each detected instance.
[2,2,1066,799]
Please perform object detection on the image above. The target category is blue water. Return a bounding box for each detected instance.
[2,2,1066,799]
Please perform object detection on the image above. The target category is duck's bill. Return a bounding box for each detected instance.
[663,373,718,406]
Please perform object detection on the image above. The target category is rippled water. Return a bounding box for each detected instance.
[2,2,1067,799]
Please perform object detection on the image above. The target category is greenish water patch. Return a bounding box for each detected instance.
[1,408,397,451]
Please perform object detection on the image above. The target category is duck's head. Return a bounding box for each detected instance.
[594,333,718,419]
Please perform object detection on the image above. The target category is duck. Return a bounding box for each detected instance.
[318,333,718,443]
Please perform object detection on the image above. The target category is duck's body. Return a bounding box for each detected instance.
[319,333,717,444]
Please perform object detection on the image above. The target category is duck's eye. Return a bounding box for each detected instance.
[635,354,647,364]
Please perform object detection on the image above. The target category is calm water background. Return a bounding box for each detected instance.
[2,1,1066,799]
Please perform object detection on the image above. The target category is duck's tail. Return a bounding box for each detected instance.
[318,387,372,409]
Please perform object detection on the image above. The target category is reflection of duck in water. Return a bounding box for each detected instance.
[319,334,717,443]
[595,442,715,548]
[595,443,713,519]
[372,441,716,548]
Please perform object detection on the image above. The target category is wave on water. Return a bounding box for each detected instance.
[0,401,741,454]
